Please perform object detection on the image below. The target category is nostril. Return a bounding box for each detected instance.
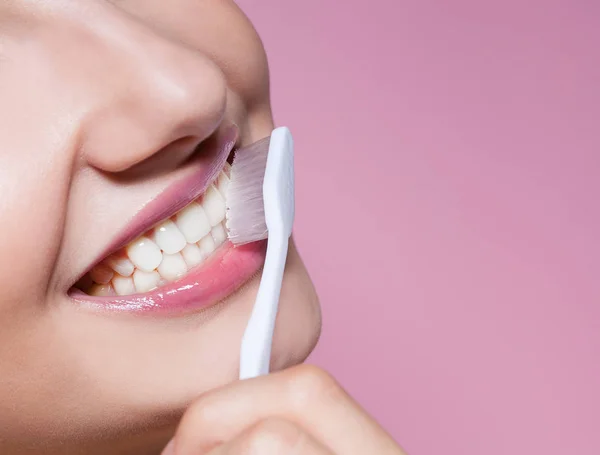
[82,66,228,175]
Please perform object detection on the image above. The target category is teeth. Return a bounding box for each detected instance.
[89,283,115,296]
[89,264,114,284]
[152,220,187,254]
[175,202,211,243]
[133,269,161,293]
[157,252,188,281]
[181,243,204,268]
[126,236,163,272]
[202,185,226,226]
[86,169,233,296]
[217,171,230,198]
[112,275,136,296]
[106,255,135,277]
[198,234,216,257]
[211,223,227,246]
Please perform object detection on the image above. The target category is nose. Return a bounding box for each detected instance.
[75,5,228,173]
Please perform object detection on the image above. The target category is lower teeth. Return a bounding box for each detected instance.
[87,219,228,297]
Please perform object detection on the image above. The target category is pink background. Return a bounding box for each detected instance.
[237,1,599,454]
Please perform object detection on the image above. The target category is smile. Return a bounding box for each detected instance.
[70,126,267,314]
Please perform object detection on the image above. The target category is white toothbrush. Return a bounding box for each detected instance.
[225,127,295,379]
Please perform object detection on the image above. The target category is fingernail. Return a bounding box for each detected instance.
[161,439,175,455]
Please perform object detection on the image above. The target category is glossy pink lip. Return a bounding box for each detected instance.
[70,240,266,314]
[70,123,269,315]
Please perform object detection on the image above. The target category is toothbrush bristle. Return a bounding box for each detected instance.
[225,137,270,245]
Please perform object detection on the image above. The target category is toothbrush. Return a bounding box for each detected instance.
[225,127,295,379]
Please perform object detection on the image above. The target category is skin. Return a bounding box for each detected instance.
[165,365,405,455]
[0,1,405,454]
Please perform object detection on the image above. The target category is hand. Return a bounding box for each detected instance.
[162,364,406,455]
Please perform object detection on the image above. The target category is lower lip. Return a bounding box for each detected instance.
[70,240,267,315]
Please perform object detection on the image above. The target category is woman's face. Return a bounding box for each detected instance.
[0,1,320,453]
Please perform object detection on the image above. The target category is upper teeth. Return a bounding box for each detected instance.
[152,219,187,255]
[126,236,163,272]
[87,166,231,297]
[175,201,211,243]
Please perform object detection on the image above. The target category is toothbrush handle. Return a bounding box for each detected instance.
[239,231,289,379]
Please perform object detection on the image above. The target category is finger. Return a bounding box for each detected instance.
[174,365,405,455]
[204,418,335,455]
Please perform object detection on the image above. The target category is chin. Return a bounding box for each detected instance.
[102,240,321,455]
[268,240,322,372]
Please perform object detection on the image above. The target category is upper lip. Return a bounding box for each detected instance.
[75,123,238,285]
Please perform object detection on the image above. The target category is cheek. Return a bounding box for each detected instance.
[205,9,271,109]
[0,72,79,440]
[0,76,75,316]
